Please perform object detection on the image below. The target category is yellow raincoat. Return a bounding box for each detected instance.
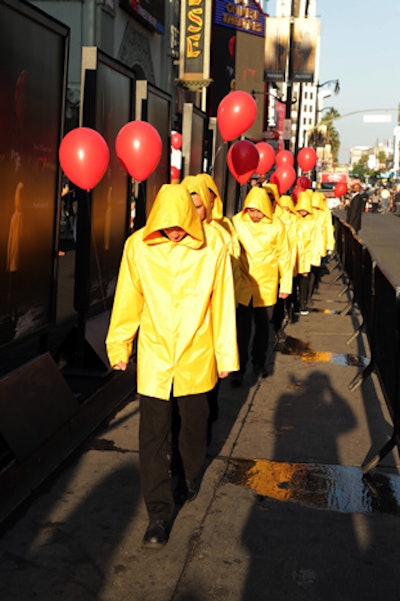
[275,194,298,276]
[232,186,292,307]
[198,172,239,252]
[310,192,328,266]
[318,192,335,252]
[183,174,242,300]
[295,191,316,274]
[181,174,232,245]
[106,183,239,400]
[262,182,280,208]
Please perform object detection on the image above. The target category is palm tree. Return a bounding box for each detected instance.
[320,108,341,163]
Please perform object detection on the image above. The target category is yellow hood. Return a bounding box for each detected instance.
[311,191,325,210]
[182,174,213,223]
[243,186,273,221]
[263,182,280,206]
[278,194,296,213]
[143,183,204,246]
[295,190,313,214]
[197,173,224,221]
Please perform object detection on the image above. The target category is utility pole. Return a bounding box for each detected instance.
[284,0,295,151]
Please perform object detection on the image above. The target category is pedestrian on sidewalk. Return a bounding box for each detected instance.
[106,183,239,549]
[182,174,240,444]
[294,190,316,315]
[231,186,292,385]
[346,182,367,234]
[272,193,298,330]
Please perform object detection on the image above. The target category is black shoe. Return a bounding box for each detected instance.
[185,479,199,502]
[142,519,170,549]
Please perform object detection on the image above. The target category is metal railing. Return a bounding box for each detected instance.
[333,216,400,473]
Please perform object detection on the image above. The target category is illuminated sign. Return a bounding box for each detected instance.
[119,0,164,34]
[179,0,212,89]
[214,0,266,37]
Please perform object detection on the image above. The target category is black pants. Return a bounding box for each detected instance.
[309,265,321,298]
[297,273,310,311]
[139,393,209,521]
[237,302,274,373]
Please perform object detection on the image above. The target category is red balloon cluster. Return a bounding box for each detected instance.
[255,142,275,174]
[59,127,110,191]
[170,165,180,182]
[297,147,317,172]
[275,149,294,167]
[217,91,257,142]
[297,175,311,190]
[116,120,162,182]
[270,165,296,194]
[171,131,182,150]
[227,140,259,184]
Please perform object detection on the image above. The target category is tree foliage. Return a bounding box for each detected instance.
[320,108,341,163]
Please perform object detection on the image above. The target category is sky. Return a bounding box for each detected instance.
[314,0,400,163]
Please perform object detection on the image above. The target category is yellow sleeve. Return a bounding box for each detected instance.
[276,220,293,295]
[105,238,144,368]
[211,245,240,373]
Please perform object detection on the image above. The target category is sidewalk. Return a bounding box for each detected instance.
[1,258,400,601]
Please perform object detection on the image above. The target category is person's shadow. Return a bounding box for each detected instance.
[237,369,394,600]
[0,460,141,599]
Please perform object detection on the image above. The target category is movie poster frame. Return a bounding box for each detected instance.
[78,47,135,312]
[182,103,207,178]
[0,0,69,351]
[135,81,171,227]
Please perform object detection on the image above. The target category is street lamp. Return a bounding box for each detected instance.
[312,80,340,177]
[317,79,340,95]
[315,79,340,128]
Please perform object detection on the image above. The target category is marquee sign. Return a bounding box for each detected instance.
[214,0,266,37]
[178,0,213,90]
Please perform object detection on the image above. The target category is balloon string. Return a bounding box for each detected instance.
[86,191,108,313]
[210,141,226,175]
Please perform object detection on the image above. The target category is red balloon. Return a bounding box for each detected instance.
[116,120,162,182]
[217,91,257,142]
[275,149,294,167]
[297,147,317,172]
[227,140,259,185]
[297,175,311,190]
[171,131,182,150]
[292,184,303,203]
[255,142,275,174]
[59,127,109,191]
[334,182,348,197]
[170,165,180,182]
[270,165,296,194]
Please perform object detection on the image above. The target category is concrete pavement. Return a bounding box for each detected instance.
[1,250,400,600]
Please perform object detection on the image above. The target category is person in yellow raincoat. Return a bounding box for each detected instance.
[294,190,317,315]
[309,191,329,301]
[262,182,280,210]
[106,183,239,548]
[181,173,239,443]
[273,193,299,331]
[197,172,239,247]
[232,186,292,385]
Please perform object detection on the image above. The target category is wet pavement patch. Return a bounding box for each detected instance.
[310,307,342,315]
[277,336,369,368]
[225,458,400,515]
